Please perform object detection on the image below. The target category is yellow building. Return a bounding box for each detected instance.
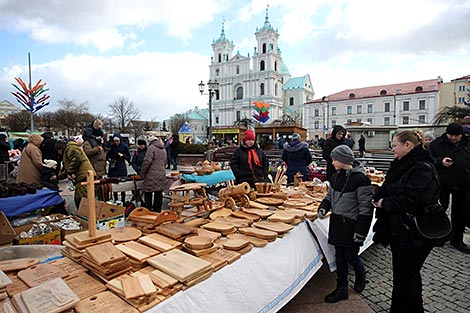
[439,74,470,108]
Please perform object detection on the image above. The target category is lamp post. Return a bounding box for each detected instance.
[199,79,219,142]
[322,96,329,137]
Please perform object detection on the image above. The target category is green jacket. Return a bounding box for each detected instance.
[58,141,96,182]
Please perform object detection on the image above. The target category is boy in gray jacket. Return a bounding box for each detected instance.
[318,145,374,303]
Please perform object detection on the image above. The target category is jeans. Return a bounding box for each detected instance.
[335,245,364,288]
[390,245,432,313]
[170,155,178,169]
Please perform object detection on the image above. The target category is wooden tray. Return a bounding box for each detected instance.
[138,233,182,252]
[266,211,297,224]
[184,236,213,250]
[196,228,222,241]
[147,250,212,283]
[221,238,250,251]
[116,241,160,262]
[182,243,218,257]
[85,242,127,266]
[17,263,68,288]
[253,221,294,234]
[255,197,284,206]
[0,258,40,272]
[108,227,142,242]
[241,208,274,218]
[21,278,79,313]
[227,233,268,247]
[155,223,196,240]
[128,208,178,225]
[231,210,260,221]
[201,222,236,235]
[75,291,139,313]
[209,208,232,220]
[238,227,277,241]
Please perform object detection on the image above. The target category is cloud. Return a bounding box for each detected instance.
[0,0,224,50]
[0,51,209,120]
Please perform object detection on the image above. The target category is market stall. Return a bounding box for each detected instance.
[0,189,64,217]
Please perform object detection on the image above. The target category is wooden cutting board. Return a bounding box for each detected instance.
[199,253,227,272]
[253,221,294,234]
[11,293,28,313]
[182,243,218,257]
[248,200,269,209]
[242,208,274,218]
[64,271,106,300]
[147,249,212,282]
[20,278,79,313]
[64,232,112,250]
[196,228,222,241]
[201,221,236,235]
[238,243,253,255]
[184,218,210,228]
[17,263,68,288]
[0,258,40,272]
[6,273,29,297]
[184,236,213,250]
[231,210,260,221]
[85,242,127,266]
[227,233,268,247]
[130,266,178,290]
[220,238,250,251]
[155,223,196,239]
[267,211,297,224]
[116,241,159,262]
[122,274,156,299]
[0,270,12,288]
[215,216,252,228]
[75,291,139,313]
[48,257,87,276]
[255,197,284,206]
[207,249,241,264]
[209,208,232,220]
[138,233,182,252]
[238,227,277,241]
[108,227,142,242]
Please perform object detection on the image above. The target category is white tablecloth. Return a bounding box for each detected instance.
[146,222,323,313]
[307,215,376,272]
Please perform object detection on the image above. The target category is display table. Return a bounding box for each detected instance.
[146,222,323,313]
[307,215,376,271]
[0,189,64,217]
[181,170,235,187]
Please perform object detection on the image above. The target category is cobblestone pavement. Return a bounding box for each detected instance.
[357,232,470,313]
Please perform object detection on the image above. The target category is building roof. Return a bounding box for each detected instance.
[256,7,276,33]
[281,62,290,75]
[283,75,309,90]
[187,110,207,121]
[214,21,231,44]
[451,74,470,82]
[308,78,442,103]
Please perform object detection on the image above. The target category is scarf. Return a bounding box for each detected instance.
[247,148,262,173]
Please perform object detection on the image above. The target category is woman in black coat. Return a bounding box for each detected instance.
[106,133,131,203]
[322,125,347,181]
[373,130,440,313]
[230,130,268,188]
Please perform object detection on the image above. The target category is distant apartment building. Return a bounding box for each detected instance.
[305,78,442,139]
[439,74,470,107]
[0,100,22,126]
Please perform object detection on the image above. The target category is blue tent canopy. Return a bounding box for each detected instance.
[179,123,192,133]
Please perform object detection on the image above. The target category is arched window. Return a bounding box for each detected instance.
[236,65,240,74]
[380,89,387,95]
[262,43,266,53]
[218,54,221,63]
[236,86,243,99]
[415,86,423,92]
[349,93,355,99]
[260,83,265,95]
[260,60,265,71]
[274,83,278,96]
[274,61,277,71]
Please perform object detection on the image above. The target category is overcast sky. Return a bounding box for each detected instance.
[1,0,469,121]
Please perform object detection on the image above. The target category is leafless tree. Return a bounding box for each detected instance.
[169,113,187,134]
[108,96,140,132]
[4,111,31,132]
[433,105,470,125]
[54,99,94,136]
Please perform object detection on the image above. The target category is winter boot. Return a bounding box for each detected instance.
[324,286,349,303]
[354,270,367,293]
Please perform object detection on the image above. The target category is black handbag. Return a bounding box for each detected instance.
[413,203,452,245]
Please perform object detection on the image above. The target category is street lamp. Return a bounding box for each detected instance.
[199,79,219,141]
[322,96,329,137]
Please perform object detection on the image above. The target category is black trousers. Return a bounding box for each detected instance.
[335,245,364,289]
[144,191,163,212]
[440,188,470,242]
[390,245,432,313]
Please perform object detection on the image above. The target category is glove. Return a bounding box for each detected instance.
[353,232,366,245]
[318,207,328,219]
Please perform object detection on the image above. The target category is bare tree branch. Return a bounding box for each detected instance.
[108,96,141,132]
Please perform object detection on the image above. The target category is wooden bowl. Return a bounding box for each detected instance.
[184,236,213,250]
[255,182,272,194]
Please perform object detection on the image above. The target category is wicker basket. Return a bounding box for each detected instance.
[195,161,214,176]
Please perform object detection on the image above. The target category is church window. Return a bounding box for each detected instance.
[274,61,277,71]
[262,43,267,53]
[216,68,220,76]
[218,54,221,63]
[260,83,265,95]
[275,83,278,96]
[236,65,240,74]
[260,60,265,71]
[289,97,294,106]
[236,87,243,99]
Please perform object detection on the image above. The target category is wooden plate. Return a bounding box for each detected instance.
[255,197,284,206]
[221,238,250,251]
[209,208,232,220]
[242,208,274,218]
[184,236,213,250]
[201,222,236,235]
[108,227,142,242]
[253,221,294,234]
[267,211,297,224]
[283,199,313,208]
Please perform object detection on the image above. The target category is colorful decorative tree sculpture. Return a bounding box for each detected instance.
[11,77,50,113]
[252,101,270,123]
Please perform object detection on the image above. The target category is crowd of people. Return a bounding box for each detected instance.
[2,120,469,312]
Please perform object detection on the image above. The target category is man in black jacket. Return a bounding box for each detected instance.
[429,122,470,254]
[322,125,347,181]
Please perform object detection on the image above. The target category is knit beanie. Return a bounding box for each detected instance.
[331,145,354,165]
[423,131,435,140]
[244,130,255,141]
[446,122,464,135]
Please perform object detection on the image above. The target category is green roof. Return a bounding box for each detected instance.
[188,111,207,121]
[283,75,308,90]
[281,62,290,75]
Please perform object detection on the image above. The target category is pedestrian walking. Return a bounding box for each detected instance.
[358,134,366,157]
[282,132,312,184]
[317,145,374,303]
[322,125,347,181]
[373,130,442,312]
[16,134,43,185]
[428,122,470,254]
[169,134,179,170]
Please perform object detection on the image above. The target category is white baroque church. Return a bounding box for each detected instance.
[209,9,314,128]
